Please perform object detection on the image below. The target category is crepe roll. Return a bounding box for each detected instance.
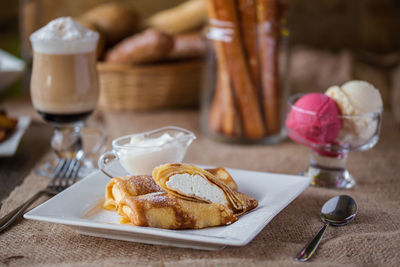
[104,175,162,211]
[104,167,237,211]
[207,167,237,191]
[118,192,237,229]
[152,163,256,215]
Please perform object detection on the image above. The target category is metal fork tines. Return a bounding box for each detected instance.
[0,157,81,233]
[49,158,81,192]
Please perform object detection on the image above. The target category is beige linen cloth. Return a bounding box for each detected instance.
[0,109,399,267]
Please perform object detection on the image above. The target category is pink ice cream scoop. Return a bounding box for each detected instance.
[286,93,341,145]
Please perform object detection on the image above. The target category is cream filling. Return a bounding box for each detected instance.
[166,173,227,206]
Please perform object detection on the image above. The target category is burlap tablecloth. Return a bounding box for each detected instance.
[1,110,399,267]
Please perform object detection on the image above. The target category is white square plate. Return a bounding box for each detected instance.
[24,167,311,250]
[0,116,31,157]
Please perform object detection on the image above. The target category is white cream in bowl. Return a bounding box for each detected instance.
[99,127,196,176]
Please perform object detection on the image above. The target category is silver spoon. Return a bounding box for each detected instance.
[295,195,357,262]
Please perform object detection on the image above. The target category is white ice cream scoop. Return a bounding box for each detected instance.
[326,80,383,115]
[326,80,383,145]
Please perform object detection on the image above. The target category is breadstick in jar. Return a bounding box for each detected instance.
[207,1,242,138]
[238,0,261,94]
[208,28,240,137]
[256,0,281,134]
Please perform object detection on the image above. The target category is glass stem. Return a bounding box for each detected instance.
[305,150,355,189]
[51,122,84,159]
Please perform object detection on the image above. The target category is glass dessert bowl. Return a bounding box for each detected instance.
[286,93,383,189]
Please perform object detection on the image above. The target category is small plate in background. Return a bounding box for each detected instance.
[0,116,31,156]
[0,49,26,93]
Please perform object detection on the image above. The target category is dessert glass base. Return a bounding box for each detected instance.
[300,151,355,189]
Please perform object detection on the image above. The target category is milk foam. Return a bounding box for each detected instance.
[30,17,99,54]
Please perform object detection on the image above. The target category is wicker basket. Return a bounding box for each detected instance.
[97,59,204,111]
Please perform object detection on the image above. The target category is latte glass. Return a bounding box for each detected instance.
[30,17,104,178]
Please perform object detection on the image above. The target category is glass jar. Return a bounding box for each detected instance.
[201,0,289,144]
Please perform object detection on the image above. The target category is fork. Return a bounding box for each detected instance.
[0,157,81,233]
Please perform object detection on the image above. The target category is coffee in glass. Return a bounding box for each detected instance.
[30,17,103,177]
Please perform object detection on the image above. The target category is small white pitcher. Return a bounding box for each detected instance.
[98,126,196,177]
